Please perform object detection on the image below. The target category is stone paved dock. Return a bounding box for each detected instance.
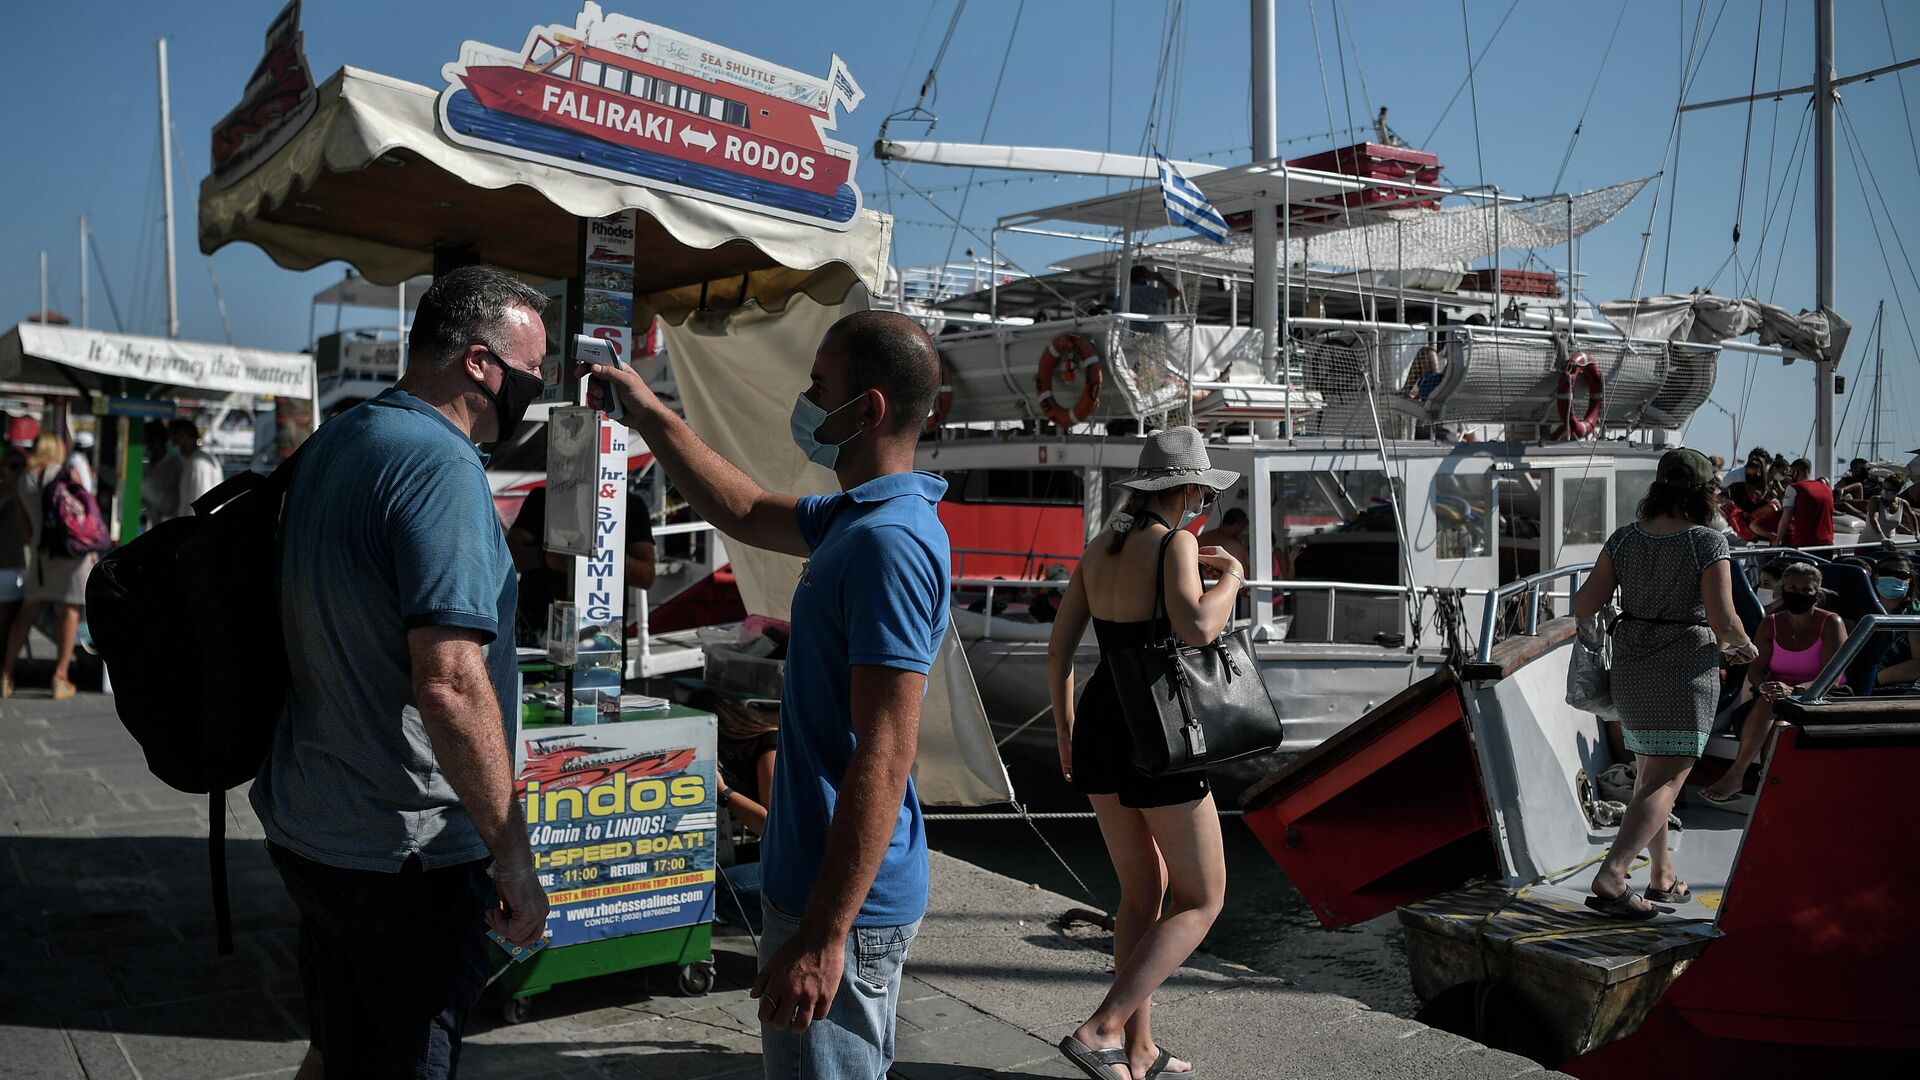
[2,677,1560,1079]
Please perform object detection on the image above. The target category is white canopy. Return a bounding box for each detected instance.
[311,273,434,311]
[199,67,890,320]
[0,323,314,401]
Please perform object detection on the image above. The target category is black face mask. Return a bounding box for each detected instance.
[476,352,544,447]
[1780,592,1818,615]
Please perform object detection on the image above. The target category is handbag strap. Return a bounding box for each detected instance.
[1150,524,1179,646]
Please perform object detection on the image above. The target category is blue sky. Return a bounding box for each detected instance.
[4,0,1918,462]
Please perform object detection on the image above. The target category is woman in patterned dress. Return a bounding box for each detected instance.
[1573,449,1758,919]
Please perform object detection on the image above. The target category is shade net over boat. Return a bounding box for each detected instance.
[1150,178,1650,273]
[1598,292,1852,364]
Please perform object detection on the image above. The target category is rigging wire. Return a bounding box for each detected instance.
[1457,0,1488,187]
[1335,0,1376,122]
[881,0,969,137]
[1837,109,1920,397]
[1548,0,1632,194]
[1882,0,1920,182]
[1838,103,1920,306]
[1743,7,1795,296]
[1765,121,1813,301]
[1417,0,1522,149]
[1730,0,1765,250]
[1628,0,1715,307]
[936,0,1029,275]
[87,232,126,333]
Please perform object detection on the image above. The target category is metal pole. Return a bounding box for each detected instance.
[1280,168,1292,438]
[79,216,89,330]
[1565,195,1576,330]
[1395,220,1405,322]
[38,250,47,323]
[1252,0,1280,438]
[396,281,408,378]
[1490,187,1502,326]
[1872,298,1886,460]
[1814,0,1836,477]
[158,38,179,340]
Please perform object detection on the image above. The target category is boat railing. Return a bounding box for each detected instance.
[956,572,1485,645]
[1476,563,1594,663]
[1801,614,1920,702]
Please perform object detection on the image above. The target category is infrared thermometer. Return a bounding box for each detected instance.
[572,333,628,421]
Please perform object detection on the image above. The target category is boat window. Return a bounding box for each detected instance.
[706,98,726,120]
[528,38,559,70]
[652,79,675,105]
[940,469,1085,506]
[601,67,628,94]
[579,59,604,86]
[550,55,575,81]
[684,90,704,114]
[1615,469,1656,528]
[723,101,749,127]
[1434,473,1494,560]
[1275,470,1403,584]
[1563,476,1606,546]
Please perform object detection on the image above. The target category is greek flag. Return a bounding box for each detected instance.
[1157,153,1229,244]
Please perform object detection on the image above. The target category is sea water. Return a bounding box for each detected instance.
[926,758,1418,1017]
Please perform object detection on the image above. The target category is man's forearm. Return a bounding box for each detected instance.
[421,691,534,871]
[797,743,914,941]
[627,399,768,540]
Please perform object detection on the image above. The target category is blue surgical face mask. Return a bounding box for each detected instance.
[1876,576,1911,602]
[1176,489,1212,531]
[789,391,865,469]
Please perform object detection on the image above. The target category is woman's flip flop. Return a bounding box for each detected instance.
[1144,1046,1196,1078]
[1697,787,1741,805]
[1645,880,1692,904]
[1584,888,1673,921]
[1059,1036,1132,1080]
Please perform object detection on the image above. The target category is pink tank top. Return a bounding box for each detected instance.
[1768,613,1838,686]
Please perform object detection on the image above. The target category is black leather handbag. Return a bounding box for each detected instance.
[1109,530,1285,775]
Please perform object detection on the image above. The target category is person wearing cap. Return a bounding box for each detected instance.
[1574,448,1758,919]
[1047,426,1242,1080]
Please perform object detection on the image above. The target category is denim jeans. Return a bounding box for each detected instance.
[758,898,920,1080]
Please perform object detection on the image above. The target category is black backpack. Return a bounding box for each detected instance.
[85,448,304,954]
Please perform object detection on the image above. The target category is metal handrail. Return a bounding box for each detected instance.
[1801,614,1920,701]
[1476,562,1596,663]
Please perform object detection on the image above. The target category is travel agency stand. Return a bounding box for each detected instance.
[195,2,897,1023]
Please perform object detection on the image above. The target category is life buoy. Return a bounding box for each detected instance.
[924,352,954,434]
[1035,334,1105,428]
[1557,352,1604,438]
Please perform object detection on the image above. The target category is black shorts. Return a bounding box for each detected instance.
[1070,661,1210,810]
[267,842,494,1079]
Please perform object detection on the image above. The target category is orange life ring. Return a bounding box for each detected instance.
[1557,352,1605,438]
[924,352,954,434]
[1035,334,1105,428]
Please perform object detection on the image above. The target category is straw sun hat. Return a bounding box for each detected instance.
[1112,426,1240,494]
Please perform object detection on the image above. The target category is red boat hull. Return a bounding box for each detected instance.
[460,66,849,196]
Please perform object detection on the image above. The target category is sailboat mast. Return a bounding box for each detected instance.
[157,37,179,340]
[1251,0,1280,436]
[1814,0,1836,477]
[79,216,89,330]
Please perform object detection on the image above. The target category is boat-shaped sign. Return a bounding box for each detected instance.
[438,1,865,230]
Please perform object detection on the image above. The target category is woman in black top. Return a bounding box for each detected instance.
[690,689,779,933]
[1048,428,1244,1080]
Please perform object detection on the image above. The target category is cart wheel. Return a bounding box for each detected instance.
[502,995,533,1025]
[676,962,715,997]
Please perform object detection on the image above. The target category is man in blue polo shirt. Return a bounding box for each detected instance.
[588,310,948,1079]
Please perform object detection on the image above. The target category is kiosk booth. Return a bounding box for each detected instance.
[199,2,1010,1021]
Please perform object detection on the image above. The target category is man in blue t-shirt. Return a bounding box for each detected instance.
[253,266,552,1078]
[588,310,949,1080]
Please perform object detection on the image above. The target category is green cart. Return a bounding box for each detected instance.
[494,700,720,1024]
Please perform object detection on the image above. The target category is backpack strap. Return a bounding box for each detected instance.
[190,439,310,517]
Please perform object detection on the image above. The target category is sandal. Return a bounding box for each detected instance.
[1645,880,1692,904]
[1584,888,1672,921]
[1143,1046,1195,1078]
[1060,1036,1132,1080]
[1697,787,1741,805]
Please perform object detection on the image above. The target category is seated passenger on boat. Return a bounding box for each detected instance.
[1701,562,1846,803]
[1870,554,1920,695]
